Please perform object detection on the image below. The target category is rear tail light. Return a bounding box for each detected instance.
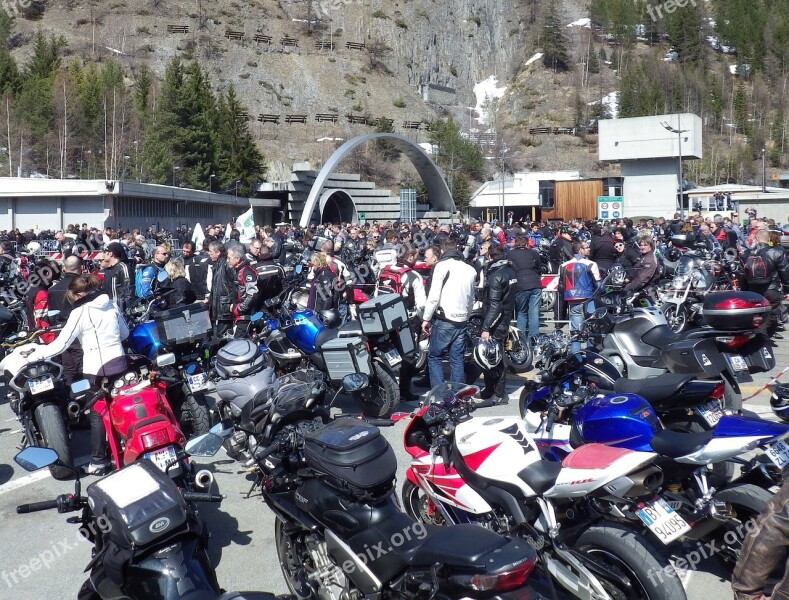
[141,428,171,450]
[450,556,537,592]
[717,334,751,349]
[710,383,725,401]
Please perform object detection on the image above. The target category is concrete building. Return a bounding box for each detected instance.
[0,178,278,232]
[686,183,789,223]
[599,113,703,218]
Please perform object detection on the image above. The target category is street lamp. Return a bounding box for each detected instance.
[133,140,139,181]
[661,117,688,216]
[173,165,181,187]
[761,148,767,193]
[209,173,216,193]
[234,179,241,197]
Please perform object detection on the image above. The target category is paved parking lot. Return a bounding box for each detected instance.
[0,336,786,599]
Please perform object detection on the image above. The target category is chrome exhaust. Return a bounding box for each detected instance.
[66,402,82,420]
[194,469,214,490]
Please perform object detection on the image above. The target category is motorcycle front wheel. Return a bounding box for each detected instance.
[179,390,211,438]
[275,519,318,600]
[504,328,533,374]
[660,303,688,334]
[402,480,449,526]
[35,402,73,480]
[575,522,687,600]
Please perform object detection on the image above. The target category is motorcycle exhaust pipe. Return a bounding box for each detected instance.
[66,401,82,420]
[194,469,214,490]
[626,466,664,497]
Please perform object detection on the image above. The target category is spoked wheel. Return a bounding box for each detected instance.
[402,480,448,526]
[504,328,533,374]
[540,289,556,312]
[661,303,688,333]
[575,523,687,600]
[275,520,317,600]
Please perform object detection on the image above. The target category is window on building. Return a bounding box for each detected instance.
[603,177,623,197]
[539,181,555,208]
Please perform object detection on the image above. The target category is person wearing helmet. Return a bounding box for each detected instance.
[468,244,516,406]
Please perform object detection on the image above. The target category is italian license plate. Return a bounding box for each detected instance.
[187,372,208,392]
[696,400,723,427]
[29,375,54,395]
[637,498,691,544]
[727,354,748,372]
[144,445,178,473]
[384,348,402,367]
[766,440,789,469]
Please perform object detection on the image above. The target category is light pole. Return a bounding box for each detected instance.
[761,148,766,193]
[234,179,241,197]
[133,140,139,181]
[173,165,181,187]
[209,173,215,193]
[661,116,688,216]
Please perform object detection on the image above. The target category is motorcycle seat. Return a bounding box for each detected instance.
[517,460,563,495]
[314,327,339,349]
[649,428,714,458]
[336,321,363,337]
[561,443,633,470]
[613,373,695,403]
[410,523,509,567]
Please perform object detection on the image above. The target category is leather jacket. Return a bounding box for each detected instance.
[747,243,789,293]
[232,260,261,319]
[210,256,235,321]
[481,259,516,336]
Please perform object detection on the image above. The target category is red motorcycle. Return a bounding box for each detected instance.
[72,354,207,488]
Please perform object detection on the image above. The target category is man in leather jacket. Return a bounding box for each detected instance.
[100,242,133,311]
[732,479,789,600]
[226,245,261,338]
[549,227,574,273]
[470,244,516,406]
[744,229,789,339]
[207,241,236,338]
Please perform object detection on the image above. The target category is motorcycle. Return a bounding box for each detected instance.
[69,353,195,485]
[12,444,278,600]
[126,272,212,437]
[208,374,547,600]
[401,382,688,600]
[520,377,782,565]
[0,329,73,480]
[261,274,401,418]
[587,266,775,410]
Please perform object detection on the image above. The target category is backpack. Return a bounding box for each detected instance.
[562,261,595,301]
[376,264,414,307]
[743,252,772,285]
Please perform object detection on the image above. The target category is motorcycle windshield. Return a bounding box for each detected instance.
[676,255,701,276]
[425,382,478,407]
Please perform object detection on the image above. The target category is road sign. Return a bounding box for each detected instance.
[598,196,623,220]
[358,212,366,223]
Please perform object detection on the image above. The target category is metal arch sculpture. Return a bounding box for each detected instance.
[299,133,455,227]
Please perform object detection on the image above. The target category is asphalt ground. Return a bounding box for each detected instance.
[0,334,786,600]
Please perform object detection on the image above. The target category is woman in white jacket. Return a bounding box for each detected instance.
[33,274,129,474]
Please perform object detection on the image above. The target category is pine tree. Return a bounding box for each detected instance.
[176,62,217,190]
[373,118,401,162]
[733,81,750,134]
[587,47,600,74]
[142,58,185,184]
[215,86,265,195]
[134,63,152,115]
[541,1,571,72]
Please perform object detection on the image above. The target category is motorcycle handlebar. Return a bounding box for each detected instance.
[361,418,394,427]
[182,492,224,503]
[155,375,182,385]
[253,443,279,462]
[440,443,451,470]
[17,499,61,514]
[545,407,558,432]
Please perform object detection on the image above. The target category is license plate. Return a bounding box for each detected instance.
[637,498,691,544]
[144,445,178,473]
[727,354,748,372]
[766,440,789,469]
[187,372,208,392]
[696,400,723,427]
[384,348,401,367]
[29,375,54,395]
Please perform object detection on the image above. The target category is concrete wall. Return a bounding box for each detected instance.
[600,114,702,162]
[621,159,679,218]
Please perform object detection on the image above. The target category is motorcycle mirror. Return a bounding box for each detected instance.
[342,373,369,393]
[156,270,169,283]
[14,447,59,471]
[184,433,225,457]
[532,370,549,384]
[156,353,176,367]
[250,312,263,322]
[593,307,608,319]
[209,421,236,438]
[70,379,91,394]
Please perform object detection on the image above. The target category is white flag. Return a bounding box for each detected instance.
[192,223,205,249]
[223,221,233,242]
[235,207,255,243]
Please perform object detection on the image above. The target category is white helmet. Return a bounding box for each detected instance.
[473,337,502,370]
[26,241,41,254]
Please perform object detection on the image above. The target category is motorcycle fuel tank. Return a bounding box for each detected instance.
[127,321,162,361]
[574,393,661,452]
[284,309,325,354]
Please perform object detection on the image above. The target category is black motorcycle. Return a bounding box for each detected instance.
[13,444,278,600]
[201,374,546,600]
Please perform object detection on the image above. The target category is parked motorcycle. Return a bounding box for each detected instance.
[12,445,278,600]
[210,374,547,600]
[401,382,688,600]
[0,329,73,479]
[126,274,212,437]
[69,353,195,484]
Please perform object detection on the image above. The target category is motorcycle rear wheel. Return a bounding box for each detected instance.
[35,402,73,480]
[575,522,686,600]
[709,483,773,567]
[360,363,399,418]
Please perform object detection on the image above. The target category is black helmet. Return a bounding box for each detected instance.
[770,383,789,422]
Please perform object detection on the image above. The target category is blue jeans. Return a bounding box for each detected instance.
[428,319,467,388]
[515,288,542,342]
[569,301,584,354]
